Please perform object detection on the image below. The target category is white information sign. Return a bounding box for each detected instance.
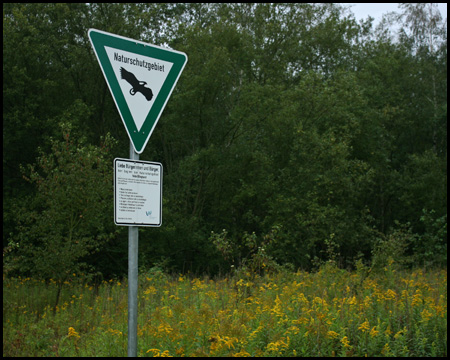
[114,158,162,226]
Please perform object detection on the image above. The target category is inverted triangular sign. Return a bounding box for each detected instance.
[88,29,187,154]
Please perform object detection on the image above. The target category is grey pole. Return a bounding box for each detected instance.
[128,142,139,357]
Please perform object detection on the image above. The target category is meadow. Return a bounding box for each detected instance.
[3,261,447,357]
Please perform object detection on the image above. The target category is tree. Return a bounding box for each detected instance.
[263,71,376,268]
[3,3,447,275]
[356,4,447,235]
[5,123,118,310]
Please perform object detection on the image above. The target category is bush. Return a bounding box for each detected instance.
[413,209,447,267]
[4,123,118,309]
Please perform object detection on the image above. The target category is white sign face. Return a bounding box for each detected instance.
[114,158,162,227]
[104,46,174,132]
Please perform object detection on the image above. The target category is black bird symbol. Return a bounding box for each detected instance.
[120,67,153,101]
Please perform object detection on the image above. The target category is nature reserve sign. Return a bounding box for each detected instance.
[88,29,188,154]
[89,28,187,357]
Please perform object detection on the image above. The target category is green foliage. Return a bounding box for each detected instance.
[371,221,416,271]
[5,124,118,285]
[3,3,447,276]
[3,267,447,356]
[211,226,282,277]
[413,209,447,267]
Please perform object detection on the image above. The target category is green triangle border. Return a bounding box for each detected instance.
[88,29,187,153]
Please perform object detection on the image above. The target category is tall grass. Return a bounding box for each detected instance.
[3,261,447,357]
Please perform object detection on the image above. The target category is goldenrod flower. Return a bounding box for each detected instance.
[147,348,161,356]
[358,320,370,333]
[157,323,173,335]
[233,349,250,357]
[384,289,397,300]
[347,296,357,305]
[420,308,433,322]
[266,342,279,352]
[108,328,123,336]
[267,338,289,353]
[327,330,339,339]
[394,327,407,339]
[369,326,379,337]
[382,343,391,356]
[144,286,157,295]
[68,327,80,338]
[341,336,351,348]
[286,326,300,335]
[411,289,422,307]
[384,325,392,336]
[222,336,238,349]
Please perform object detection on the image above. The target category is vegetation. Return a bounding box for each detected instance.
[4,3,446,277]
[2,4,447,356]
[3,263,447,356]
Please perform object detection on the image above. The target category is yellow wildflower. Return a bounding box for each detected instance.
[292,316,309,325]
[249,325,263,341]
[157,323,173,335]
[108,328,123,336]
[369,326,379,337]
[233,349,251,357]
[266,337,289,353]
[147,348,161,356]
[192,278,207,290]
[384,325,392,336]
[222,336,238,349]
[285,326,300,335]
[341,336,351,348]
[394,327,407,339]
[68,327,80,338]
[347,296,357,305]
[385,289,397,300]
[435,304,445,317]
[266,342,279,352]
[271,295,283,316]
[381,343,391,356]
[358,320,370,333]
[144,286,157,295]
[411,289,422,307]
[209,336,220,352]
[420,308,433,322]
[327,330,339,339]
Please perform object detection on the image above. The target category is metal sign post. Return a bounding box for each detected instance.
[128,142,139,357]
[89,28,186,357]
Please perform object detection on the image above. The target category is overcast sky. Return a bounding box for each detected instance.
[341,3,448,27]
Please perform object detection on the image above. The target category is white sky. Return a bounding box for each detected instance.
[341,3,447,27]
